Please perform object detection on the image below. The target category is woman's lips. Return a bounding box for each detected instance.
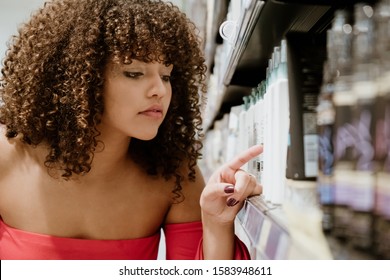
[139,105,163,119]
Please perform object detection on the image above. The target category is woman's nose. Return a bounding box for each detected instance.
[148,75,169,98]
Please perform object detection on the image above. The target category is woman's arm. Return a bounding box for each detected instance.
[165,145,262,260]
[163,164,204,260]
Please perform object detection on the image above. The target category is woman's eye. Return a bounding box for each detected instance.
[161,75,171,82]
[123,71,143,79]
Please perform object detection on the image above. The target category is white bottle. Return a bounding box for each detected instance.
[274,40,290,205]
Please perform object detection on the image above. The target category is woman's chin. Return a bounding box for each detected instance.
[134,132,158,141]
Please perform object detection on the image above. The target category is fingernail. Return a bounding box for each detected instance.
[227,198,239,207]
[224,185,235,194]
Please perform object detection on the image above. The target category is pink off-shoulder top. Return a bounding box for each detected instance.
[0,219,250,260]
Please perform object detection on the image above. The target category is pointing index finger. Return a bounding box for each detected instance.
[225,145,263,171]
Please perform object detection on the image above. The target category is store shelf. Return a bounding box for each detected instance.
[235,180,377,259]
[218,0,380,87]
[236,180,334,259]
[204,0,334,130]
[229,0,333,87]
[206,0,382,120]
[207,0,327,130]
[221,0,265,86]
[204,0,386,260]
[204,0,228,74]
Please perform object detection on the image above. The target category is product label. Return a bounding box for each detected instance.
[304,134,318,177]
[303,111,318,177]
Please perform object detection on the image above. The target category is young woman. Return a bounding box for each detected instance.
[0,0,262,260]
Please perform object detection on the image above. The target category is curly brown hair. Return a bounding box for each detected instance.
[0,0,207,201]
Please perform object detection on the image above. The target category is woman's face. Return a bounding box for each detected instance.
[100,59,173,141]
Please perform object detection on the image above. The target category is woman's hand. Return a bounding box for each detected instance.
[200,145,263,224]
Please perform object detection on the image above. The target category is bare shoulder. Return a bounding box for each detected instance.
[164,164,205,224]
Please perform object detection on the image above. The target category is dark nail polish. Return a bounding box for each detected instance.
[227,198,239,207]
[224,185,235,194]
